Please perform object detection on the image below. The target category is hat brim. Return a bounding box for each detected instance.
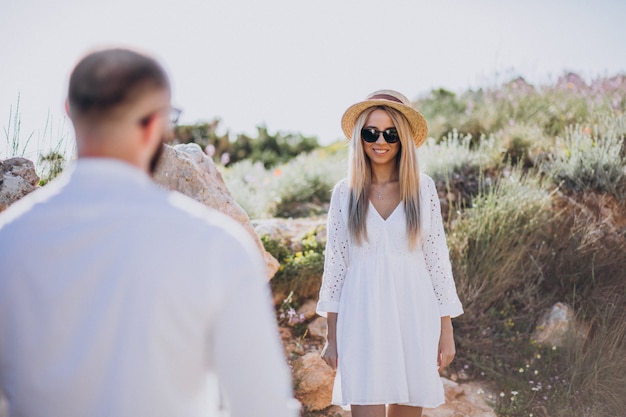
[341,99,429,148]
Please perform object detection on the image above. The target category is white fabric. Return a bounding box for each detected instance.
[0,159,299,417]
[317,173,463,408]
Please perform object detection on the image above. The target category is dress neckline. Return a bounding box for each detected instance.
[369,200,401,221]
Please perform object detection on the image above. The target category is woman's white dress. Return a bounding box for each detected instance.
[316,173,464,408]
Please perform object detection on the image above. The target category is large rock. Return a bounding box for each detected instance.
[293,351,335,412]
[307,316,327,339]
[423,378,497,417]
[297,299,319,321]
[532,302,587,348]
[0,158,40,212]
[153,144,279,279]
[252,218,326,251]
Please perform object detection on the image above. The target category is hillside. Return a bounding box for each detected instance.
[219,73,626,417]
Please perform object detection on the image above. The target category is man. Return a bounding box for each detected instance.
[0,48,299,417]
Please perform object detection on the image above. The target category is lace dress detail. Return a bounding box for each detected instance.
[316,174,463,408]
[317,181,350,315]
[421,176,464,317]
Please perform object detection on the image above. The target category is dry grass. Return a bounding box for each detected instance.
[448,166,553,316]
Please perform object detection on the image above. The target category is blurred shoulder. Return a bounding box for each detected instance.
[164,191,253,246]
[419,172,438,194]
[419,172,435,186]
[332,177,349,193]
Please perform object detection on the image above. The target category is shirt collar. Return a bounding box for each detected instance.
[69,158,153,186]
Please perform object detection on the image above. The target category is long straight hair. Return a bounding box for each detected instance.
[347,106,422,249]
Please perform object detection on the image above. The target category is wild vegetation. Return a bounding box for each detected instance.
[220,73,626,417]
[4,72,625,416]
[2,94,74,185]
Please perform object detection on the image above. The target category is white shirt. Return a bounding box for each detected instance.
[0,159,299,417]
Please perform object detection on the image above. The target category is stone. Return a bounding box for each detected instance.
[423,378,497,417]
[532,302,587,348]
[293,351,335,411]
[297,299,319,321]
[153,144,279,279]
[324,405,352,416]
[252,218,326,251]
[0,158,40,212]
[307,317,327,339]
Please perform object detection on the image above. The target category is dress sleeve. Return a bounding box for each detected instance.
[316,180,350,317]
[421,175,464,318]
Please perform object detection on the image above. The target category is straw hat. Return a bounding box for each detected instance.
[341,89,428,148]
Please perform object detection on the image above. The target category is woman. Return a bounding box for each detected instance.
[317,90,464,417]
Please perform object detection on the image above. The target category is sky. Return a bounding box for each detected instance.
[1,0,625,160]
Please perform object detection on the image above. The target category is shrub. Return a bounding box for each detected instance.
[263,227,326,303]
[419,130,499,184]
[222,146,347,219]
[563,300,626,417]
[545,115,626,199]
[171,120,320,168]
[449,167,626,417]
[448,166,553,317]
[493,122,552,167]
[220,159,276,219]
[415,73,626,144]
[447,167,563,416]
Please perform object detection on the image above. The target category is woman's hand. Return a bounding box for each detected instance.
[321,312,338,370]
[321,339,338,370]
[438,316,456,372]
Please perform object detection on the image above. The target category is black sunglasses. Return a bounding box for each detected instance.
[361,127,400,144]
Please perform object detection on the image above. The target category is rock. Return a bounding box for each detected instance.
[532,302,587,348]
[0,158,40,212]
[307,317,327,339]
[293,351,335,411]
[252,218,326,251]
[423,378,497,417]
[324,405,352,416]
[153,144,279,279]
[297,299,319,321]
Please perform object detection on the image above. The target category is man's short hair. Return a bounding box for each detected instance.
[68,48,170,121]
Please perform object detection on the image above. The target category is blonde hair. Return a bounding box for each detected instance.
[347,106,422,249]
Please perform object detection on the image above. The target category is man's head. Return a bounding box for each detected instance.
[67,48,173,173]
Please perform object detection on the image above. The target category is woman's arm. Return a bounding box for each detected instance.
[437,316,456,372]
[321,312,338,370]
[421,175,464,318]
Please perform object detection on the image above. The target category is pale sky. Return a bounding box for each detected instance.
[1,0,625,160]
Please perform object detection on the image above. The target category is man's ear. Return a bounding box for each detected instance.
[64,100,71,117]
[140,113,162,146]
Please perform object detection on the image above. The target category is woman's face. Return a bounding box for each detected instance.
[362,108,400,168]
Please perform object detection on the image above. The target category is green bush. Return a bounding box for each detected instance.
[263,227,326,303]
[419,130,500,183]
[448,166,553,316]
[545,115,626,199]
[171,120,320,168]
[222,146,347,218]
[415,73,626,143]
[446,162,626,416]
